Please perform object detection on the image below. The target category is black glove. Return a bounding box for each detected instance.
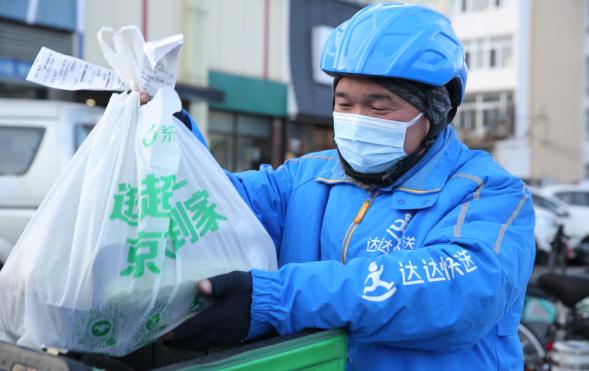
[164,271,252,350]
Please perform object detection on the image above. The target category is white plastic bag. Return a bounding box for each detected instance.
[0,26,277,356]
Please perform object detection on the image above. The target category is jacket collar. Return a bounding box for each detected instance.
[316,126,463,209]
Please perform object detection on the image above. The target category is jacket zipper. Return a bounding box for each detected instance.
[340,191,379,264]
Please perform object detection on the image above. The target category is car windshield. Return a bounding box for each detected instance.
[531,193,563,214]
[0,127,45,176]
[554,191,589,207]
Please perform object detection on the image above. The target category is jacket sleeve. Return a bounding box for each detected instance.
[174,109,208,148]
[249,177,536,351]
[179,110,296,247]
[224,164,297,249]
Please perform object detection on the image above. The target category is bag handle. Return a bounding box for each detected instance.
[97,26,144,91]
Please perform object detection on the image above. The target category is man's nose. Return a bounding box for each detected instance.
[351,106,370,116]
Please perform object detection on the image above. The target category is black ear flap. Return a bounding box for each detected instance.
[446,77,464,123]
[447,106,458,124]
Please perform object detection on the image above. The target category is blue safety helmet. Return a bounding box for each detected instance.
[320,3,467,122]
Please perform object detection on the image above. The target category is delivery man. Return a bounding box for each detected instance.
[163,3,535,370]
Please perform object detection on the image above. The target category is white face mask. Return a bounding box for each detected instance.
[333,111,423,174]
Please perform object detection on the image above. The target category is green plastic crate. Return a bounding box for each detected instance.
[0,330,347,370]
[157,330,347,371]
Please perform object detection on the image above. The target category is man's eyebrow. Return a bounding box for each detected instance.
[364,93,393,101]
[334,92,393,101]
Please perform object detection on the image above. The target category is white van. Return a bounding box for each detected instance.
[0,99,104,267]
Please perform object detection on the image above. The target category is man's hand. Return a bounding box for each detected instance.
[163,271,253,350]
[140,93,151,105]
[139,91,194,132]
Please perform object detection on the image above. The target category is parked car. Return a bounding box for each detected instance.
[539,183,589,264]
[529,186,569,264]
[0,99,103,267]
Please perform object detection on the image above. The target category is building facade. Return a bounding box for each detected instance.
[419,0,587,182]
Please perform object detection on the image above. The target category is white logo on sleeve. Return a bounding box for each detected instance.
[366,213,416,255]
[361,262,397,302]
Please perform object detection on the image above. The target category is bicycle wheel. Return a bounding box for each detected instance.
[519,323,547,370]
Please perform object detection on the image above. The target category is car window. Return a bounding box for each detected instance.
[554,192,574,205]
[579,192,589,206]
[555,191,589,207]
[581,192,589,206]
[74,124,95,150]
[0,127,45,175]
[531,193,561,214]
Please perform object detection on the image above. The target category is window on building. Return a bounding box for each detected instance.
[465,39,486,69]
[208,111,234,169]
[492,36,513,68]
[235,114,272,171]
[501,44,513,67]
[458,110,476,131]
[462,40,471,68]
[286,122,334,157]
[455,92,514,139]
[475,45,485,69]
[481,94,502,133]
[452,0,505,13]
[471,0,489,11]
[457,95,476,130]
[461,36,512,70]
[482,93,502,103]
[208,110,272,172]
[489,48,497,68]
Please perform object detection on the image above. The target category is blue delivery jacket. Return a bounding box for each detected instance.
[190,117,535,369]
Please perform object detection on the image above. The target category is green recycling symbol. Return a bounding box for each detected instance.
[146,313,161,330]
[91,320,113,338]
[131,303,171,349]
[77,307,124,351]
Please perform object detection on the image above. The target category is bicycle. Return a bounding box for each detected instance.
[520,272,589,370]
[546,225,572,274]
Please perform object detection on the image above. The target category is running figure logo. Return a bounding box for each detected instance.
[362,262,397,302]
